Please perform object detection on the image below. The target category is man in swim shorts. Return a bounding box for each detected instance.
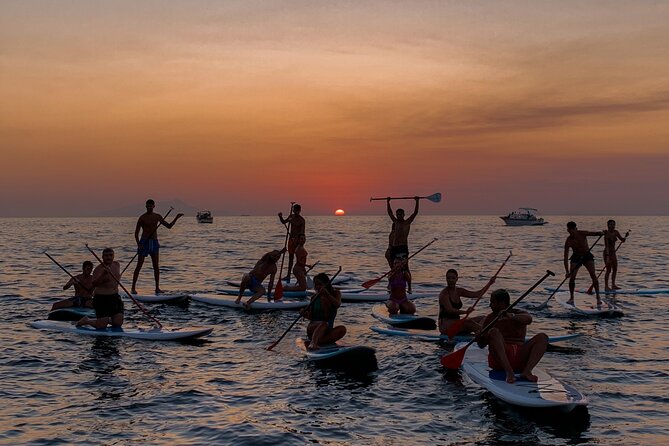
[77,248,124,329]
[235,249,285,310]
[51,261,94,311]
[564,221,607,307]
[386,197,419,268]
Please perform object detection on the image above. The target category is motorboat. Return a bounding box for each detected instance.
[196,210,213,224]
[500,208,546,226]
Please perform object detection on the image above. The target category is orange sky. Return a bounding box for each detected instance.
[1,1,669,216]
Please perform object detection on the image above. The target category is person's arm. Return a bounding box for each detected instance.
[278,212,290,225]
[616,230,627,242]
[386,198,396,221]
[134,218,142,244]
[586,230,606,237]
[405,271,412,294]
[406,196,420,223]
[505,309,532,325]
[161,213,184,229]
[63,277,75,290]
[564,240,570,277]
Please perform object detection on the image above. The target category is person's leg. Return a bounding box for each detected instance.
[319,326,347,345]
[235,275,250,304]
[399,300,416,315]
[611,256,620,289]
[285,253,294,283]
[584,261,601,305]
[604,254,612,291]
[308,322,327,350]
[51,298,75,311]
[151,252,162,293]
[110,312,124,328]
[518,333,548,382]
[487,328,515,383]
[243,286,266,309]
[386,300,400,314]
[131,255,146,294]
[567,265,580,305]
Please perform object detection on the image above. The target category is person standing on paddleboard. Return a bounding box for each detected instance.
[603,219,627,291]
[282,234,311,292]
[564,221,606,307]
[51,261,94,311]
[386,197,419,270]
[278,203,305,284]
[386,257,416,315]
[76,248,124,329]
[301,272,345,351]
[131,199,184,295]
[477,289,548,384]
[235,249,285,309]
[438,269,495,336]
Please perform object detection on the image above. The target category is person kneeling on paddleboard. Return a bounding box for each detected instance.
[76,248,124,329]
[385,257,416,315]
[301,273,346,351]
[235,249,285,310]
[477,289,547,384]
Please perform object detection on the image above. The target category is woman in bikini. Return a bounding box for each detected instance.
[438,268,495,336]
[301,272,346,351]
[283,234,311,292]
[385,257,415,315]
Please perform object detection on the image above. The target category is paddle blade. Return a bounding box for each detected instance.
[361,277,381,289]
[440,346,467,370]
[274,280,284,301]
[446,318,466,340]
[426,192,442,203]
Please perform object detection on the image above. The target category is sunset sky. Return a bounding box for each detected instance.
[2,1,668,216]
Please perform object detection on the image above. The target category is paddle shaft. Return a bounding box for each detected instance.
[587,230,630,294]
[362,238,438,289]
[43,251,94,294]
[277,203,294,278]
[370,193,439,202]
[266,266,341,351]
[535,234,603,309]
[121,206,175,275]
[86,244,163,328]
[442,270,555,368]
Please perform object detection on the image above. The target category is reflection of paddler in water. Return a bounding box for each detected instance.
[603,219,627,291]
[51,261,94,311]
[438,269,495,336]
[282,234,311,292]
[76,248,124,329]
[564,221,606,307]
[477,289,547,384]
[300,273,345,351]
[385,257,416,315]
[278,204,306,283]
[235,249,285,309]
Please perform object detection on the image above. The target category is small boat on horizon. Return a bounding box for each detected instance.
[500,208,547,226]
[196,210,213,224]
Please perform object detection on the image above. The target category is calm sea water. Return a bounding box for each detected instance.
[1,215,668,445]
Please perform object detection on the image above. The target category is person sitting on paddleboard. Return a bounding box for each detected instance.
[278,204,306,283]
[283,234,311,292]
[76,248,124,329]
[438,269,495,336]
[564,221,607,307]
[235,249,285,309]
[300,272,345,351]
[385,257,416,315]
[51,261,94,311]
[477,289,548,384]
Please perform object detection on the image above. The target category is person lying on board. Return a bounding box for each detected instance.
[477,289,547,384]
[235,249,284,309]
[603,219,627,291]
[51,261,94,311]
[282,234,310,292]
[300,273,345,351]
[438,269,495,336]
[76,248,124,329]
[385,257,415,315]
[564,221,606,307]
[278,203,306,283]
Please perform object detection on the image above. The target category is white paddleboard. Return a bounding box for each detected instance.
[371,305,436,330]
[30,320,213,341]
[555,294,624,317]
[295,339,377,371]
[545,286,669,295]
[47,307,95,321]
[458,342,588,412]
[120,291,190,304]
[218,287,310,298]
[340,291,433,303]
[370,325,582,344]
[190,293,308,310]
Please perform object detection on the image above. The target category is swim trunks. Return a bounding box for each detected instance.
[570,252,594,264]
[488,343,524,371]
[248,274,263,291]
[389,245,409,262]
[70,296,92,307]
[137,238,160,257]
[93,293,124,318]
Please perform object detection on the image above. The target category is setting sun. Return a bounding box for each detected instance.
[335,209,346,216]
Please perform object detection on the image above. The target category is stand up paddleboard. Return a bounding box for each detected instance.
[218,288,311,298]
[30,320,213,341]
[190,293,308,310]
[370,325,582,344]
[47,307,95,321]
[120,291,190,304]
[371,305,436,330]
[341,291,433,303]
[227,274,353,289]
[457,342,588,412]
[545,286,669,295]
[555,294,624,318]
[295,338,377,372]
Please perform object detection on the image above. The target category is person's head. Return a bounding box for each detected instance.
[567,221,577,235]
[146,199,155,212]
[607,219,616,229]
[395,208,405,220]
[292,204,301,214]
[101,248,115,264]
[490,288,511,312]
[313,272,335,294]
[446,268,458,286]
[82,260,94,274]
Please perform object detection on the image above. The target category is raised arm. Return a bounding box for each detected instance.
[160,213,184,229]
[406,196,420,223]
[386,198,396,222]
[278,212,290,225]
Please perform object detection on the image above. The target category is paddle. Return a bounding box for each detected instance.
[369,192,442,203]
[361,238,438,289]
[274,202,295,301]
[446,250,513,339]
[530,234,603,311]
[440,269,555,370]
[121,206,174,275]
[43,250,95,294]
[586,230,630,295]
[266,266,342,351]
[86,244,163,328]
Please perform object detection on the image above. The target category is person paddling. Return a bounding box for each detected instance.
[76,248,124,329]
[477,289,548,384]
[564,221,606,307]
[300,272,346,351]
[385,257,415,315]
[438,269,495,336]
[386,197,419,268]
[51,261,94,311]
[278,203,306,283]
[235,249,285,309]
[131,199,184,295]
[603,219,627,291]
[282,234,311,292]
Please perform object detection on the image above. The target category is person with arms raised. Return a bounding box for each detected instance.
[386,197,419,268]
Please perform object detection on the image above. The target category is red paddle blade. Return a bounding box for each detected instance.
[446,319,466,340]
[274,280,284,301]
[361,277,381,289]
[440,346,467,370]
